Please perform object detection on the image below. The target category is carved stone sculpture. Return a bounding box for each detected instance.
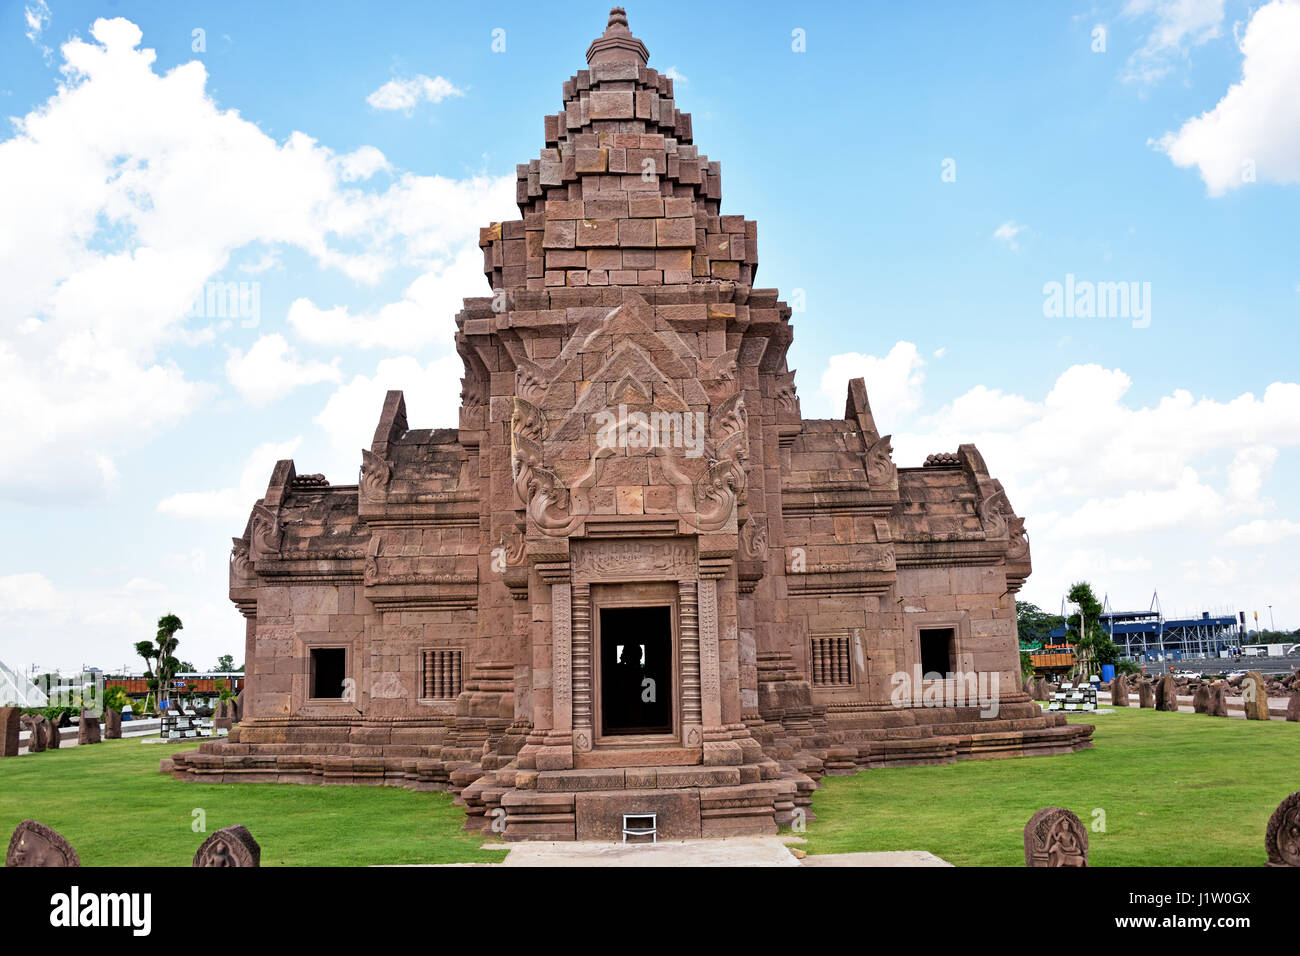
[1024,807,1088,867]
[6,820,80,867]
[193,824,261,867]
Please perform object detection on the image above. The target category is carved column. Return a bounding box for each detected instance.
[679,579,702,748]
[571,583,593,752]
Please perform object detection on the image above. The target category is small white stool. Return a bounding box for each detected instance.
[622,813,657,844]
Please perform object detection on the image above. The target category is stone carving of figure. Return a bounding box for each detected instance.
[1046,819,1087,867]
[6,820,81,867]
[1024,807,1088,867]
[1266,792,1300,867]
[192,824,260,867]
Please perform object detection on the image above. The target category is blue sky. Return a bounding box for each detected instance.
[2,0,1298,673]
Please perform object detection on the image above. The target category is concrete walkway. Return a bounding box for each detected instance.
[417,838,951,867]
[16,718,163,754]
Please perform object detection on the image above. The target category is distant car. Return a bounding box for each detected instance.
[1173,670,1201,679]
[1226,671,1245,680]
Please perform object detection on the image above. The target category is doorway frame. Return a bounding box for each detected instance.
[590,581,681,749]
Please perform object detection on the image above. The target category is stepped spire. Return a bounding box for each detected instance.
[587,6,649,66]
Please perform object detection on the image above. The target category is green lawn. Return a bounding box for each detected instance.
[802,706,1300,865]
[3,708,1296,865]
[0,739,502,866]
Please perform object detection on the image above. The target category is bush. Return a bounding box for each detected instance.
[19,706,77,725]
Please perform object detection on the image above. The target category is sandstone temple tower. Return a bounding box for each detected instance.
[171,8,1092,839]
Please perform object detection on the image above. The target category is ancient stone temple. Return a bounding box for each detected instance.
[170,8,1092,839]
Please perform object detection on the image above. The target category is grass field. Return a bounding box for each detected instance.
[2,707,1296,865]
[0,740,501,866]
[801,706,1300,866]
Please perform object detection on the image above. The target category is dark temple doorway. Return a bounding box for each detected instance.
[599,605,673,735]
[919,627,956,677]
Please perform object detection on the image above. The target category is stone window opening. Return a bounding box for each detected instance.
[810,635,853,686]
[421,649,463,700]
[309,647,347,700]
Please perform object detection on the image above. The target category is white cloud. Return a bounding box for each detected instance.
[1219,518,1300,547]
[0,572,59,612]
[816,345,1300,622]
[1039,467,1224,540]
[337,145,390,182]
[0,18,511,502]
[225,333,342,404]
[0,572,240,676]
[314,355,464,481]
[288,242,494,350]
[157,437,302,520]
[366,74,465,112]
[1225,445,1277,511]
[1154,0,1300,195]
[122,576,166,594]
[992,220,1026,250]
[921,384,1040,434]
[25,1,52,60]
[663,66,688,84]
[889,364,1300,510]
[817,342,925,424]
[1122,0,1225,84]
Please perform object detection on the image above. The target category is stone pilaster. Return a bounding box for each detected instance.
[536,561,573,769]
[699,565,744,766]
[679,579,702,748]
[571,582,593,752]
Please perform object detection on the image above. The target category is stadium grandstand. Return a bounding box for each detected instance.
[1047,592,1244,662]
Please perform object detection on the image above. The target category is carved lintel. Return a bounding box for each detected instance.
[571,539,697,582]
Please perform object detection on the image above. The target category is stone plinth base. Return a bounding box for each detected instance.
[166,706,1093,841]
[499,779,785,841]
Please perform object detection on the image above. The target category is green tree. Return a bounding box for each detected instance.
[215,654,235,672]
[1016,601,1064,647]
[134,614,184,711]
[1019,649,1036,683]
[103,686,130,714]
[1067,582,1121,670]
